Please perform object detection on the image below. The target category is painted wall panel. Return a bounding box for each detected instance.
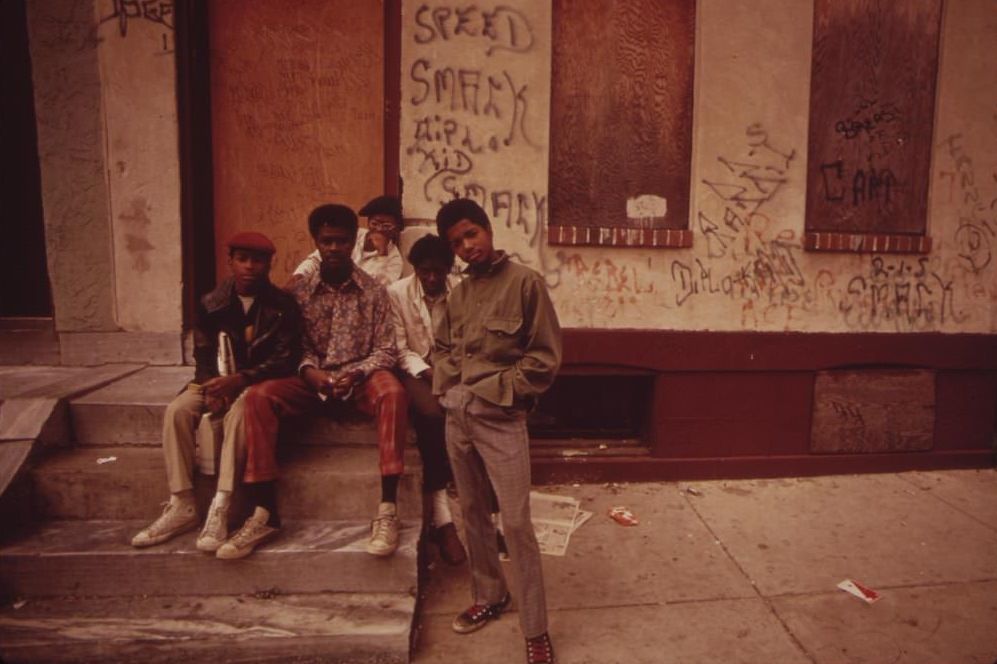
[96,0,182,333]
[399,0,552,269]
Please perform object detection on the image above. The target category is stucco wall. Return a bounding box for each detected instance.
[26,0,116,332]
[29,0,995,342]
[400,0,997,333]
[400,0,552,265]
[26,0,182,339]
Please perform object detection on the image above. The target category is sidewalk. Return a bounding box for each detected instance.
[413,469,997,664]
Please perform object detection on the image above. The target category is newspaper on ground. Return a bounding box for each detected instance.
[572,509,593,533]
[530,491,580,556]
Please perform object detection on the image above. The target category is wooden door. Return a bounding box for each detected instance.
[209,1,385,285]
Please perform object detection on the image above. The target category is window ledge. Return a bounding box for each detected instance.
[803,232,932,254]
[548,225,692,248]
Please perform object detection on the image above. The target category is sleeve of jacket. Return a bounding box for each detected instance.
[430,295,461,396]
[192,299,220,385]
[388,284,430,378]
[510,273,562,400]
[239,292,304,384]
[292,250,321,278]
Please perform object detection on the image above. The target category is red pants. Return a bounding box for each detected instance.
[242,370,407,483]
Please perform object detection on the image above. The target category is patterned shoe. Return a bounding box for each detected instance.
[131,499,198,548]
[451,592,511,634]
[526,632,556,664]
[195,494,230,552]
[367,502,399,556]
[216,507,279,560]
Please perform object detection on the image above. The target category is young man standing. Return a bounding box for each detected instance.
[387,234,466,565]
[231,204,408,559]
[432,199,562,664]
[132,232,302,553]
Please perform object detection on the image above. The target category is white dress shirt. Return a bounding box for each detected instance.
[387,273,459,377]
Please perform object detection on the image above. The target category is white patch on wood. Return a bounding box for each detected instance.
[626,195,667,221]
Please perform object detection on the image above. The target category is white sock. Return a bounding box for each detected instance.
[432,490,452,527]
[212,491,231,509]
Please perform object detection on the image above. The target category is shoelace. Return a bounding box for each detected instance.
[202,504,225,536]
[462,595,506,623]
[371,515,395,540]
[149,501,189,534]
[230,517,266,546]
[464,603,492,621]
[526,635,554,663]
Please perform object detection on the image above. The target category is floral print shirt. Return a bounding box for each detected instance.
[289,264,396,378]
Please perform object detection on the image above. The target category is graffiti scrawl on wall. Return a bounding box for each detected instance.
[400,0,550,267]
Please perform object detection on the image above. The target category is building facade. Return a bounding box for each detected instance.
[6,0,996,479]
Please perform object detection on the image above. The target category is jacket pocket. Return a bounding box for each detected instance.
[482,316,522,361]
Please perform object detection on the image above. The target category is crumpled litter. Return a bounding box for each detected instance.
[608,506,639,526]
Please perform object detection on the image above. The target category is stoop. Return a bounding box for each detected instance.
[0,366,424,663]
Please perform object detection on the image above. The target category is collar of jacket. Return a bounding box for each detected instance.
[202,278,274,314]
[463,250,509,277]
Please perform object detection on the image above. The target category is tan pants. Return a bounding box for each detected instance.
[162,384,247,494]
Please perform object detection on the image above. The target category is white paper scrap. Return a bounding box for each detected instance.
[837,579,881,604]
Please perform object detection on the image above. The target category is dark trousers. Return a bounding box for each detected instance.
[399,372,453,493]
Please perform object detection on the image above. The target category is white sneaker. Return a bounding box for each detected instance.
[216,507,279,560]
[196,494,230,552]
[131,498,198,548]
[366,502,399,556]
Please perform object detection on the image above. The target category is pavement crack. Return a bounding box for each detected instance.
[895,472,997,535]
[680,492,818,664]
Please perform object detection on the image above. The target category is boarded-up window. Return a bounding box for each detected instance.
[548,0,695,248]
[804,0,942,254]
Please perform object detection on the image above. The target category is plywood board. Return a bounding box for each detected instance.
[210,1,385,285]
[811,370,935,453]
[805,0,942,235]
[549,0,695,234]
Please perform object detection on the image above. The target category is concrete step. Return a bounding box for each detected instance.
[0,591,413,663]
[0,518,418,599]
[70,366,414,447]
[0,364,146,403]
[70,366,193,445]
[29,445,423,521]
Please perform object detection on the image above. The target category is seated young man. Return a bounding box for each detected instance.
[132,232,302,553]
[387,234,467,565]
[289,195,404,289]
[230,204,408,559]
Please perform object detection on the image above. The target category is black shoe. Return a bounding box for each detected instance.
[451,592,511,634]
[432,522,467,566]
[526,632,556,664]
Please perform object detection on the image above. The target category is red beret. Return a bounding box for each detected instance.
[227,231,276,255]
